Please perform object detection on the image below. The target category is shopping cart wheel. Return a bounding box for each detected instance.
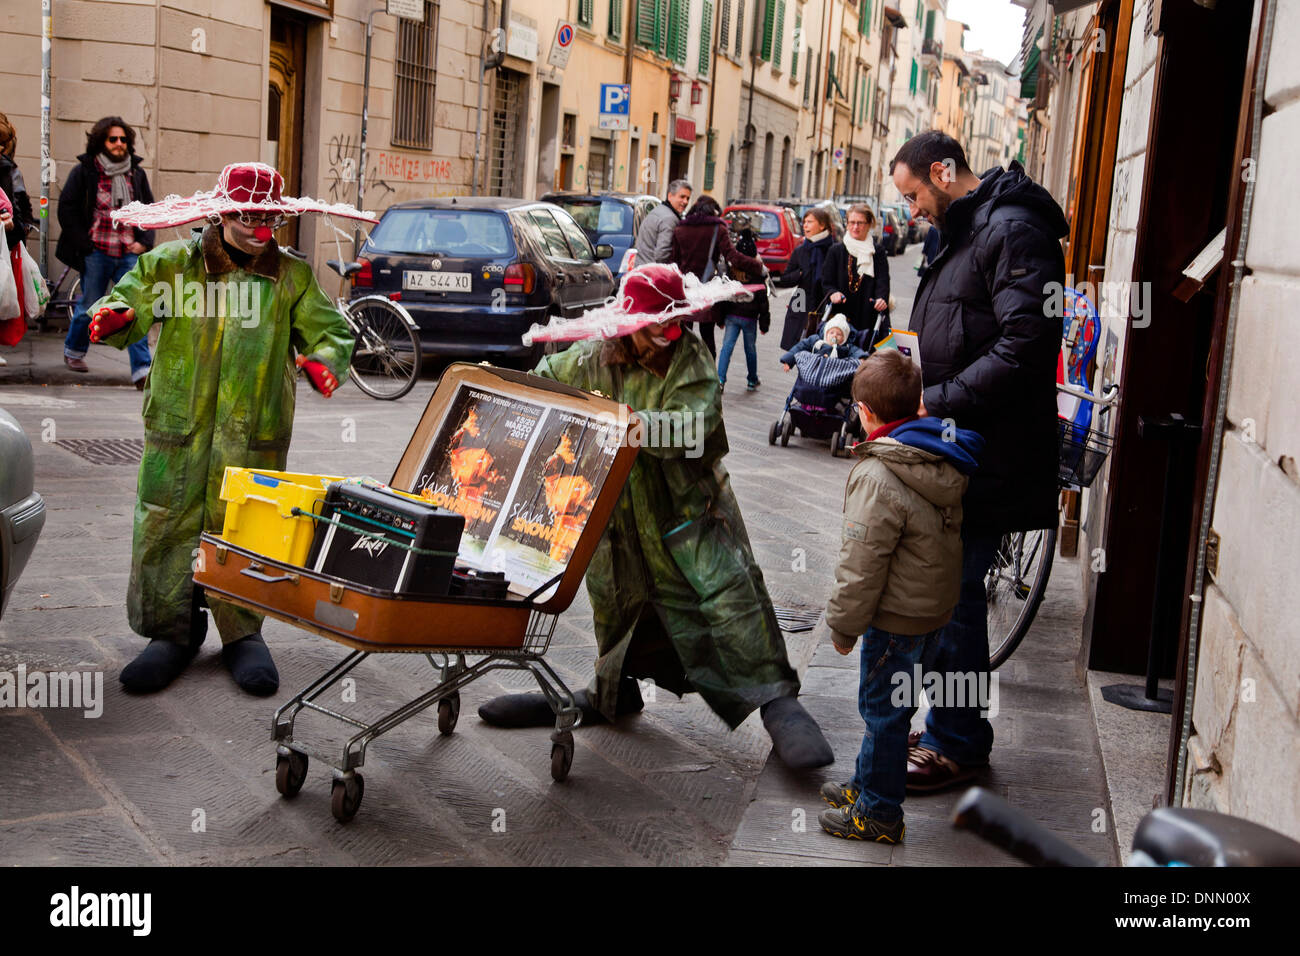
[780,416,793,447]
[275,750,309,798]
[768,420,779,445]
[331,773,364,823]
[437,693,460,736]
[550,731,574,783]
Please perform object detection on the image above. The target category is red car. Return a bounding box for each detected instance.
[721,203,803,275]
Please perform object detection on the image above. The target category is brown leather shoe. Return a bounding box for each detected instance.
[134,379,145,391]
[906,745,980,793]
[64,355,89,373]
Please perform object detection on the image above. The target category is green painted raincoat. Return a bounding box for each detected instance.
[97,225,353,644]
[534,333,798,728]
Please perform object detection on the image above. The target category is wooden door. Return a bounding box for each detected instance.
[268,12,307,249]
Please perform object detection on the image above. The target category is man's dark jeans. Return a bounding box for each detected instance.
[65,249,151,380]
[851,624,945,824]
[917,530,1000,767]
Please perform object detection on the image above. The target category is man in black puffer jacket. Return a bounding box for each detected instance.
[890,132,1066,791]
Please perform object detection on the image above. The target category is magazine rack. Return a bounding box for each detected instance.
[193,362,639,821]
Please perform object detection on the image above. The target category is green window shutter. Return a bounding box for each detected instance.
[791,10,800,76]
[909,58,917,94]
[699,0,713,75]
[609,0,622,38]
[924,9,934,41]
[802,50,812,106]
[920,68,927,93]
[635,0,656,47]
[772,0,784,68]
[719,0,730,51]
[760,0,776,61]
[704,128,717,189]
[658,0,670,53]
[666,0,681,61]
[734,0,744,58]
[579,0,593,27]
[826,50,835,99]
[858,0,868,34]
[915,0,921,26]
[673,0,690,65]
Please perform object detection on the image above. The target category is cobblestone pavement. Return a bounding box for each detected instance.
[0,252,1117,865]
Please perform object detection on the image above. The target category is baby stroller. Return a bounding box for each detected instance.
[768,301,879,457]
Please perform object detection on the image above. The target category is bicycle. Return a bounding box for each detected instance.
[985,382,1117,668]
[39,263,81,332]
[283,246,423,401]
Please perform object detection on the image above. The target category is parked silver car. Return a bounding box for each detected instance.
[1,408,46,621]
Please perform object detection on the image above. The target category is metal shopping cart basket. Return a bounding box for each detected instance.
[194,363,639,822]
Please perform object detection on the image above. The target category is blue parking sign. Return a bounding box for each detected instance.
[600,84,630,115]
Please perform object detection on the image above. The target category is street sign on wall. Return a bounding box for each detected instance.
[508,11,538,61]
[548,21,575,69]
[598,83,630,131]
[386,0,423,20]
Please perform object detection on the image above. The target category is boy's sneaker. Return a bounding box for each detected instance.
[746,379,760,391]
[818,806,905,844]
[819,780,860,809]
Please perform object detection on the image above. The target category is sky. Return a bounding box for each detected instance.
[945,0,1028,68]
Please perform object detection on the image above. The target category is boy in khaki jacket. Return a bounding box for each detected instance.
[818,350,983,843]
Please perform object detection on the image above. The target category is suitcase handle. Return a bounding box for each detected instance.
[241,563,300,585]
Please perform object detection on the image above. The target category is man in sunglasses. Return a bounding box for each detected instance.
[57,116,156,387]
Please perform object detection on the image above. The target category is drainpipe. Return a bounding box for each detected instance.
[39,0,52,272]
[473,1,508,195]
[705,0,721,194]
[1170,0,1276,809]
[355,7,381,256]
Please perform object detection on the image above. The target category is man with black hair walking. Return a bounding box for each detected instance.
[890,131,1066,792]
[58,116,156,387]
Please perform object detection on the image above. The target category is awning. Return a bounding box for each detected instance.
[883,6,907,28]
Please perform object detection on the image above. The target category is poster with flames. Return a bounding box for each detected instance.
[411,386,544,561]
[409,383,623,599]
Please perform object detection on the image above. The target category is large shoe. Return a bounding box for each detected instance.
[818,805,905,844]
[64,355,89,373]
[905,745,980,793]
[120,639,202,693]
[819,780,861,810]
[221,634,279,696]
[478,677,644,728]
[761,695,834,769]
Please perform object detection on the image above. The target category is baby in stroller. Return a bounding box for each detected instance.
[769,315,872,457]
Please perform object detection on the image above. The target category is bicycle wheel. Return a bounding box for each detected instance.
[346,296,422,400]
[986,526,1057,670]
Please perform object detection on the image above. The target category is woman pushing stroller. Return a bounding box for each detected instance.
[821,203,891,346]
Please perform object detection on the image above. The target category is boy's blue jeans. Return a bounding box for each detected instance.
[65,249,152,379]
[716,314,758,386]
[851,625,945,824]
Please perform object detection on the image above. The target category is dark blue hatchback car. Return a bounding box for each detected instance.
[354,197,616,365]
[539,192,659,284]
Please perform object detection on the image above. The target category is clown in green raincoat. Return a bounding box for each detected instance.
[88,163,372,694]
[478,263,832,768]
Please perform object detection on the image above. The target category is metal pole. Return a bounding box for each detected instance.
[355,8,380,258]
[39,0,52,273]
[472,2,489,195]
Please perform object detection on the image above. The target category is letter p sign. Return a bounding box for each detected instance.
[601,84,630,114]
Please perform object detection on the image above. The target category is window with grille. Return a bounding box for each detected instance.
[699,0,713,75]
[791,10,800,76]
[579,0,594,27]
[734,0,744,58]
[772,0,784,69]
[393,1,438,149]
[719,0,731,51]
[609,0,623,37]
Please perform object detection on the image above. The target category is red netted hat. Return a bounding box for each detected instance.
[523,263,757,344]
[111,161,379,230]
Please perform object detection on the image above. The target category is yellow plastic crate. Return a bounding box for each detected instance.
[219,469,345,566]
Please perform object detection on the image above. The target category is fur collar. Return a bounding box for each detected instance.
[200,223,282,279]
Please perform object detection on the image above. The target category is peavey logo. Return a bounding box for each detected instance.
[349,534,390,558]
[50,886,151,936]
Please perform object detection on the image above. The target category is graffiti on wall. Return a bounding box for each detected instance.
[326,134,461,206]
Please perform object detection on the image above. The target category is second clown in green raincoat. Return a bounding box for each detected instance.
[478,263,833,768]
[89,162,375,694]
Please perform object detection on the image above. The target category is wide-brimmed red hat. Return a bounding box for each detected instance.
[523,263,755,345]
[111,161,378,230]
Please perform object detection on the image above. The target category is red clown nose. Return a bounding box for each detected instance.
[663,323,682,341]
[253,225,274,242]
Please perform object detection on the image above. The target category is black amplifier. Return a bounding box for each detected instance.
[306,483,464,596]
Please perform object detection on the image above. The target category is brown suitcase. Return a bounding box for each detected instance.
[194,362,639,652]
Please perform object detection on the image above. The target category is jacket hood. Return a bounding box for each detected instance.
[855,437,970,509]
[890,417,984,475]
[956,160,1068,241]
[680,212,725,227]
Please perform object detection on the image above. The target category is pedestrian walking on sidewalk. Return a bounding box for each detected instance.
[671,195,765,358]
[85,162,372,695]
[57,117,156,386]
[715,218,769,391]
[890,131,1066,792]
[634,178,691,265]
[821,204,891,344]
[0,113,37,366]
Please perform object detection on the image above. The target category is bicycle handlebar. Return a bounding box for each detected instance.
[952,787,1100,867]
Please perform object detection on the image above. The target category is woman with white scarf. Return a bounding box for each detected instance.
[774,207,835,350]
[820,203,891,347]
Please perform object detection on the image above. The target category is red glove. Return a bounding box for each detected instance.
[296,355,338,398]
[89,306,135,343]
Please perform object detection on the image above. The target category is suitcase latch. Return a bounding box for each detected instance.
[329,582,345,604]
[215,545,227,565]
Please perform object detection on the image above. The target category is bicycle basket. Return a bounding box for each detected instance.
[1058,418,1113,487]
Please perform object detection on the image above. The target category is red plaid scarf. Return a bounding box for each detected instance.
[89,160,135,258]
